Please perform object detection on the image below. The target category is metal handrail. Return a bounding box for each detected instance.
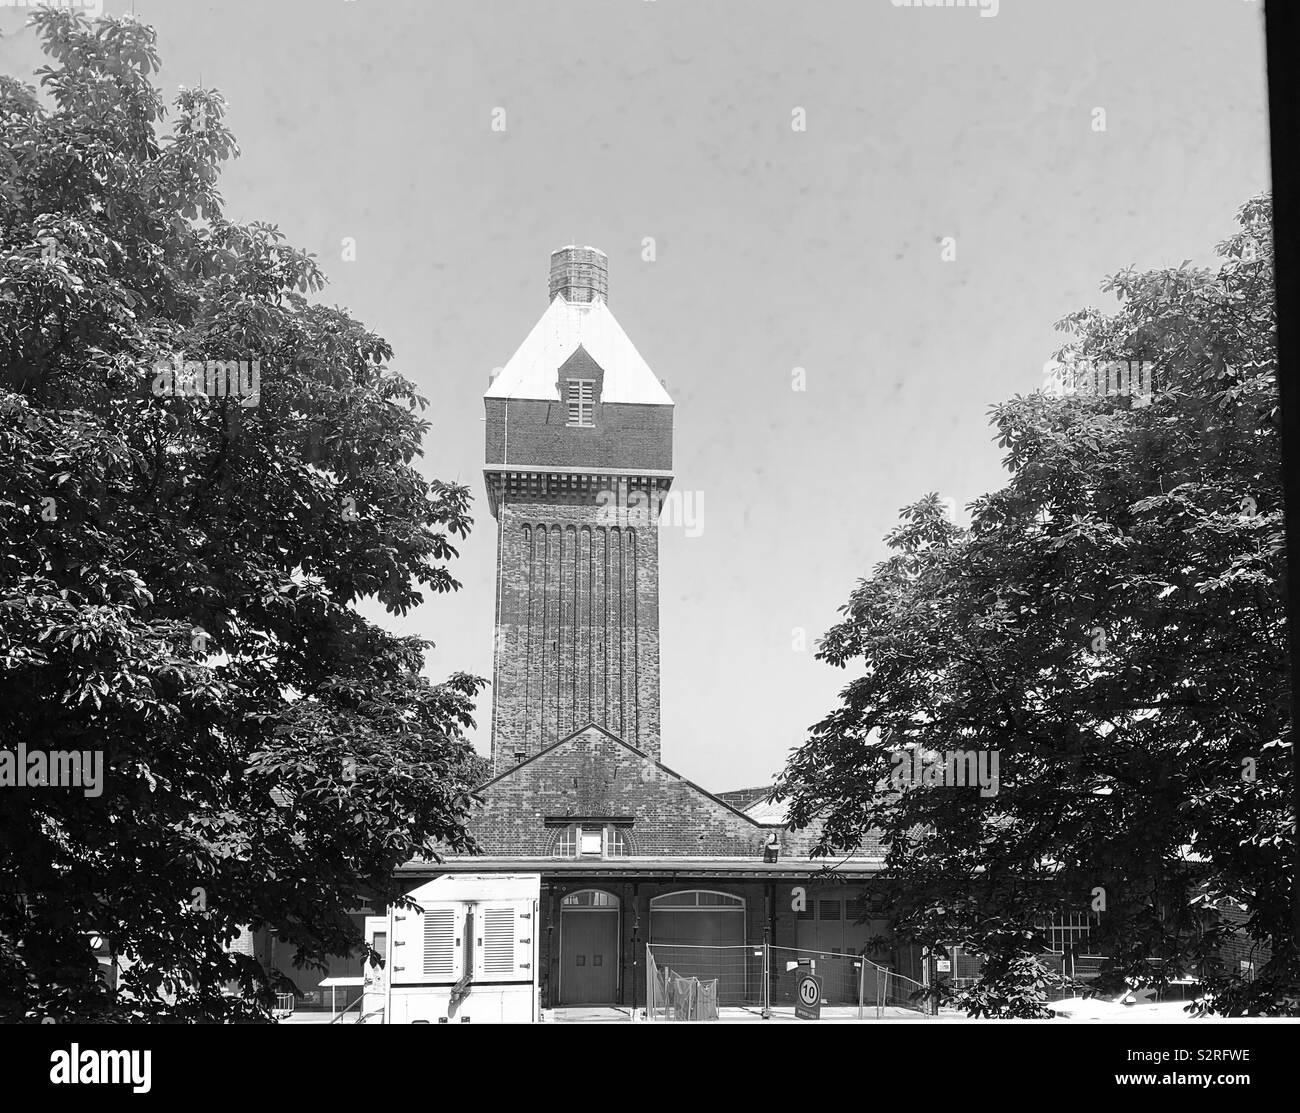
[329,994,373,1023]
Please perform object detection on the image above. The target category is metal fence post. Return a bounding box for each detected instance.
[761,941,770,1018]
[857,958,865,1020]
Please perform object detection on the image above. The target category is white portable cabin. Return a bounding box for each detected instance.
[374,873,540,1024]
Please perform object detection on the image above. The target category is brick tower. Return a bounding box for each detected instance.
[484,247,674,775]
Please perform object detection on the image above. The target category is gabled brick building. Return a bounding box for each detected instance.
[401,248,893,1009]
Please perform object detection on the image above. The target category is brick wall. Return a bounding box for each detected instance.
[471,725,815,856]
[1216,903,1273,978]
[483,370,673,474]
[489,496,662,771]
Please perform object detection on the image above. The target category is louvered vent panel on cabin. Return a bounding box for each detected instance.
[482,907,516,975]
[818,900,842,921]
[423,909,455,978]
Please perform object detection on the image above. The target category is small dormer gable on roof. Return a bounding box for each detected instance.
[485,247,673,407]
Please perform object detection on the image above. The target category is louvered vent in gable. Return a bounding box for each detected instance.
[423,908,455,978]
[566,378,594,427]
[482,907,516,975]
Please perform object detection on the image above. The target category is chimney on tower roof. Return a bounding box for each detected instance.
[549,245,607,305]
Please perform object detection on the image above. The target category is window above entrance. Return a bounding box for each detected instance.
[561,890,618,908]
[551,823,631,859]
[650,890,744,909]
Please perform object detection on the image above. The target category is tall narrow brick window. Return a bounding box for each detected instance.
[566,378,594,427]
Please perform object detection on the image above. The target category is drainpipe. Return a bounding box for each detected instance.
[544,885,553,1010]
[628,882,639,1018]
[764,883,776,1019]
[385,903,394,1024]
[489,400,510,774]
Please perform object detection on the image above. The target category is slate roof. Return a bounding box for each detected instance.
[485,295,674,406]
[715,785,775,812]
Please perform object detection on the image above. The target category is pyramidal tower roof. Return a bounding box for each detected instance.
[485,246,674,406]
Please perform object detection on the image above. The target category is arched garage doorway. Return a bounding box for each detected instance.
[649,890,747,1004]
[559,890,620,1005]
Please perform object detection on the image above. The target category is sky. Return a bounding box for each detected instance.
[0,0,1272,792]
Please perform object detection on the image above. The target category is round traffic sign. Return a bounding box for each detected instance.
[798,975,819,1007]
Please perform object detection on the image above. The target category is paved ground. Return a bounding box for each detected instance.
[546,1005,959,1023]
[280,1005,954,1023]
[546,1005,1225,1023]
[278,1002,1234,1024]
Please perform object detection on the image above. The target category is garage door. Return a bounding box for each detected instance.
[649,891,747,1004]
[560,890,620,1005]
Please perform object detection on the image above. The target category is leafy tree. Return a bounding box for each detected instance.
[776,193,1296,1016]
[0,10,485,1020]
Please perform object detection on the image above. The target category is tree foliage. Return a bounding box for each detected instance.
[776,193,1295,1016]
[0,11,485,1020]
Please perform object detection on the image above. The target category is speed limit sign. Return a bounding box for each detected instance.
[795,973,822,1020]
